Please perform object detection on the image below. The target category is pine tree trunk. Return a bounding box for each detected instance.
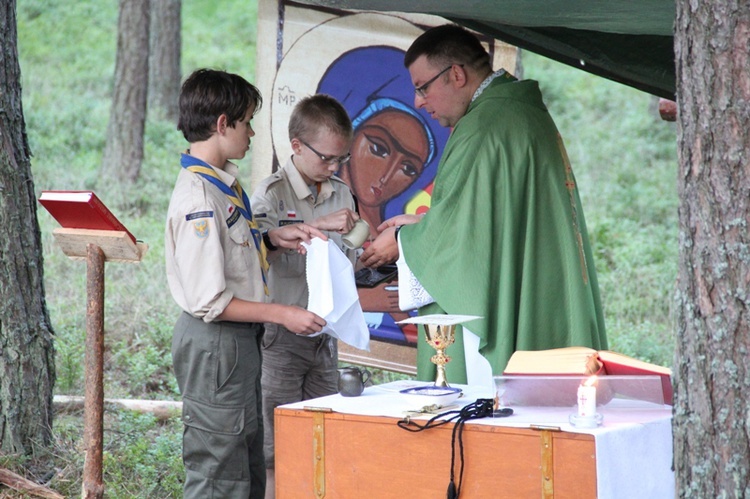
[674,1,750,496]
[102,0,150,183]
[0,0,56,453]
[148,0,181,122]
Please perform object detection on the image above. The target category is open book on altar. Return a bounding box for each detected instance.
[503,346,673,405]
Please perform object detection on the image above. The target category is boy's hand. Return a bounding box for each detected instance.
[280,306,327,335]
[268,224,327,254]
[311,208,359,233]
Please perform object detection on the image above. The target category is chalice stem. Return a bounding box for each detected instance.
[432,348,451,387]
[435,364,449,387]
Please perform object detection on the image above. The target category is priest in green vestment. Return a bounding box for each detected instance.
[360,24,607,386]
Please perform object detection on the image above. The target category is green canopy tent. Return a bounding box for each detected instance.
[294,0,676,99]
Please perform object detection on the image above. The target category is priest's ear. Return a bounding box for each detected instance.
[451,64,470,88]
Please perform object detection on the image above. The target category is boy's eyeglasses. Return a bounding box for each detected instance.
[300,139,351,165]
[414,64,463,98]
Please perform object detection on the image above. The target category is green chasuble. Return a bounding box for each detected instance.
[401,75,607,383]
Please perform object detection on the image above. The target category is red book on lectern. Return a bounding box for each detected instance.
[38,190,136,243]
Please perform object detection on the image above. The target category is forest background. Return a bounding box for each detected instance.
[3,0,677,496]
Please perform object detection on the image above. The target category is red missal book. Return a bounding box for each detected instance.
[504,346,673,405]
[38,190,136,243]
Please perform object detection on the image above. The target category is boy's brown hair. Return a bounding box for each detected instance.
[178,68,263,143]
[288,94,353,143]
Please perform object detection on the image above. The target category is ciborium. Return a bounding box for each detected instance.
[397,314,483,387]
[424,323,456,387]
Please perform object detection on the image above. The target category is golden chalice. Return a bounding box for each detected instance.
[423,323,457,387]
[398,314,482,388]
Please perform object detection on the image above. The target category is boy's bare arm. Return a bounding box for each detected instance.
[217,300,326,335]
[216,222,330,333]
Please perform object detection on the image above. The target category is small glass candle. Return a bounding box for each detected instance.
[577,377,597,417]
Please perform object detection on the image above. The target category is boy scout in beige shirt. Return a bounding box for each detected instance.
[251,94,359,497]
[165,69,328,499]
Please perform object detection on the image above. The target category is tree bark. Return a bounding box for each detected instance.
[82,244,105,499]
[102,0,150,183]
[674,1,750,497]
[148,0,181,122]
[0,0,56,453]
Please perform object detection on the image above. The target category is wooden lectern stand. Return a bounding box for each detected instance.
[52,228,148,499]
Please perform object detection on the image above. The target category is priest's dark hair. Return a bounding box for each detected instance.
[404,24,491,74]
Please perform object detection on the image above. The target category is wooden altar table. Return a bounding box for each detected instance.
[274,382,673,498]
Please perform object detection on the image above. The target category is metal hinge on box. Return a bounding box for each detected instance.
[304,406,332,498]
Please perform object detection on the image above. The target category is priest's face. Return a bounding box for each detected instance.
[409,55,464,128]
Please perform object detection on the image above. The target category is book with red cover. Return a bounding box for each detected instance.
[38,190,136,243]
[503,346,673,405]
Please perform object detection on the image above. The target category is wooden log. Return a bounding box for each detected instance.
[0,467,64,499]
[658,98,677,121]
[54,396,182,421]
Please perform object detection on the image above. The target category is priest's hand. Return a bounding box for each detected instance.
[377,213,422,232]
[360,226,399,268]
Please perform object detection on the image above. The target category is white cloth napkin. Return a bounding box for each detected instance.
[304,238,370,351]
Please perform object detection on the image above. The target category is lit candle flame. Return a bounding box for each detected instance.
[583,375,598,387]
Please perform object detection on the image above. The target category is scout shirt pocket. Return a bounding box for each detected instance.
[273,250,305,278]
[225,212,256,275]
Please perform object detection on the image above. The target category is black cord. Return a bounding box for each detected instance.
[398,398,496,498]
[397,408,461,432]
